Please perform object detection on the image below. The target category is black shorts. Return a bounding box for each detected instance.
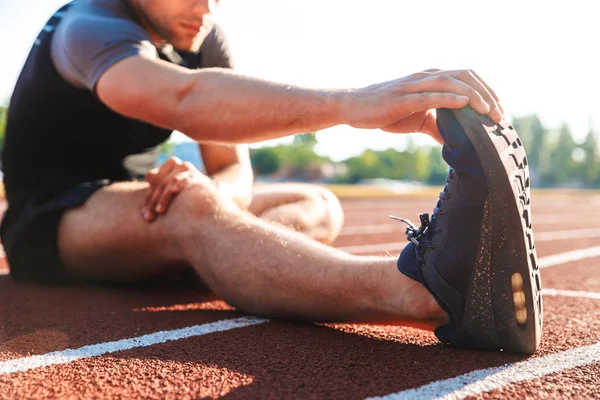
[0,180,111,283]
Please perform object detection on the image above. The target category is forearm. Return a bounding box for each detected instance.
[178,68,346,143]
[212,162,254,210]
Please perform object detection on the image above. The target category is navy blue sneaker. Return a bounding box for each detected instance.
[394,106,542,354]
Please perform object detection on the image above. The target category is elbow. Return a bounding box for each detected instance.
[175,70,227,142]
[174,73,202,138]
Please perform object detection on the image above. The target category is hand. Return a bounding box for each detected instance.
[341,69,504,142]
[142,157,211,222]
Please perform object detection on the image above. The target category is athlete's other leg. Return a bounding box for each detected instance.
[248,183,344,245]
[58,179,445,325]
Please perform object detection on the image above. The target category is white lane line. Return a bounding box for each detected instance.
[354,245,600,269]
[340,221,600,237]
[339,236,600,256]
[337,244,600,271]
[530,212,600,225]
[543,288,600,300]
[0,317,267,376]
[341,209,600,233]
[536,227,600,242]
[366,341,600,400]
[538,246,600,269]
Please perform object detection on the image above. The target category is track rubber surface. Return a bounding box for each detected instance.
[1,194,600,398]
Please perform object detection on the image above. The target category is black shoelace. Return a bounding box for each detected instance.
[390,169,454,265]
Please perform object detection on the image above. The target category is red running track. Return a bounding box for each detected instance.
[1,194,600,399]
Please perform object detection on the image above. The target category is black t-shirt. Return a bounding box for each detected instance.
[3,0,233,206]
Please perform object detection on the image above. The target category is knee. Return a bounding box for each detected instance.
[314,186,345,244]
[161,180,240,258]
[275,184,344,244]
[168,179,236,222]
[272,184,345,244]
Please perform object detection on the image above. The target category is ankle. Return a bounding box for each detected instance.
[402,278,448,324]
[362,259,448,326]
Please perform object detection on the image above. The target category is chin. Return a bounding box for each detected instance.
[173,44,197,52]
[172,37,203,53]
[169,39,192,52]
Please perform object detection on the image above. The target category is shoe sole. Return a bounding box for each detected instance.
[451,106,542,355]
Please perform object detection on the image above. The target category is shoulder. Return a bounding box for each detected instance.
[55,2,152,53]
[200,24,234,69]
[51,1,157,89]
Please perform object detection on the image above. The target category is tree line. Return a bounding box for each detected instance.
[251,114,600,188]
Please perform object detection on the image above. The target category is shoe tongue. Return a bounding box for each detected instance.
[397,242,425,283]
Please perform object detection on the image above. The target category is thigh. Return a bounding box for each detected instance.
[1,181,112,283]
[58,181,191,282]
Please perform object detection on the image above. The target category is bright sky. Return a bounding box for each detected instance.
[1,0,598,161]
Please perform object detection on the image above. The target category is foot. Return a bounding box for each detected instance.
[394,106,542,354]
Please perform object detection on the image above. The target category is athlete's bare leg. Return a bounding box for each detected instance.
[58,179,445,326]
[248,183,344,245]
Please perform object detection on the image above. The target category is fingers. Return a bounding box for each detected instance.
[402,69,441,82]
[398,69,504,123]
[148,175,172,214]
[144,172,187,221]
[400,92,470,113]
[446,69,502,122]
[143,157,198,222]
[145,167,159,184]
[347,68,504,134]
[401,74,489,115]
[155,173,190,215]
[469,69,505,115]
[144,157,179,210]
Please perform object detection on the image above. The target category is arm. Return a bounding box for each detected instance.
[96,57,342,144]
[97,57,504,144]
[200,143,254,210]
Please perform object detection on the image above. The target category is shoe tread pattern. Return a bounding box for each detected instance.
[452,106,543,353]
[490,123,543,335]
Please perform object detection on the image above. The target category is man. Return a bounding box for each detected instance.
[2,0,541,354]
